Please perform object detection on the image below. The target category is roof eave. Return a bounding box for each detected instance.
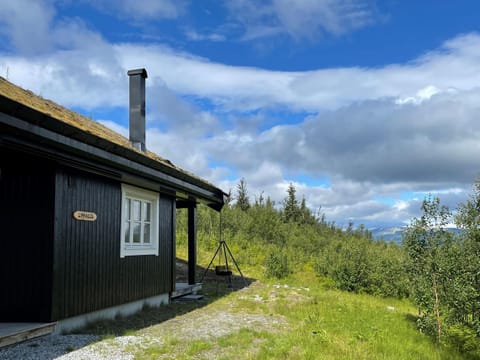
[0,95,225,210]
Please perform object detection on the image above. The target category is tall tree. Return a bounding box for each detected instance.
[403,196,452,341]
[299,196,316,225]
[454,180,480,333]
[283,183,301,222]
[265,196,275,209]
[254,191,265,207]
[235,178,250,211]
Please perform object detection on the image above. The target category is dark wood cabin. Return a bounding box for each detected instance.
[0,69,225,332]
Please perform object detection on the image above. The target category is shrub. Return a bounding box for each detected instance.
[264,250,290,279]
[444,324,480,358]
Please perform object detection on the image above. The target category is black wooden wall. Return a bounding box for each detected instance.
[0,150,55,322]
[52,168,175,321]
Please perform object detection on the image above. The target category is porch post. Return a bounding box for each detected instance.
[187,202,197,285]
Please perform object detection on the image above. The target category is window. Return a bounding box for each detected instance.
[120,184,159,257]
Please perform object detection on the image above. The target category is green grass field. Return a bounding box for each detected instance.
[127,247,468,359]
[78,242,471,359]
[130,277,466,359]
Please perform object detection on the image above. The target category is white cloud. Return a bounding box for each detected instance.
[184,30,226,42]
[0,0,55,54]
[245,161,284,188]
[272,0,377,38]
[87,0,187,20]
[225,0,378,41]
[95,97,475,227]
[148,82,221,138]
[97,120,129,138]
[0,47,126,109]
[113,33,480,113]
[395,85,441,105]
[5,28,480,115]
[1,3,480,226]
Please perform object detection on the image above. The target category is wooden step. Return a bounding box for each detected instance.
[0,322,56,348]
[175,294,204,301]
[171,283,202,299]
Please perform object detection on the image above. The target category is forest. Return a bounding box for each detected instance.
[177,179,480,358]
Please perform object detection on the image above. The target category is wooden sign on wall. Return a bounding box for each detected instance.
[73,211,97,222]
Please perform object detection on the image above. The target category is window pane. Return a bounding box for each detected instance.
[133,200,141,221]
[124,198,131,220]
[143,224,150,243]
[132,223,141,243]
[124,222,130,243]
[143,202,151,222]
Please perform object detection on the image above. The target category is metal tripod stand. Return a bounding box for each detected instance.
[200,239,246,286]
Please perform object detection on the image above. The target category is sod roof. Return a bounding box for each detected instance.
[0,76,223,198]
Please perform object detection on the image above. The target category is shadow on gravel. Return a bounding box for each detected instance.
[74,258,256,336]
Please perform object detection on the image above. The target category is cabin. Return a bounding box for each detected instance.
[0,69,225,337]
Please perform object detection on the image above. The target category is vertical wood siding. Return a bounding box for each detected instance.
[52,168,174,320]
[0,151,55,322]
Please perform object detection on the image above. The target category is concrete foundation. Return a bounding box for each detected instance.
[55,293,169,334]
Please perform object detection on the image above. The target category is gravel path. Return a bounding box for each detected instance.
[141,309,286,341]
[0,334,167,360]
[0,334,99,360]
[0,310,286,359]
[0,283,294,359]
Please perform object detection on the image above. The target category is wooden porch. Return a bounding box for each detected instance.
[0,322,56,348]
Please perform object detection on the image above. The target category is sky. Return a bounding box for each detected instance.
[1,0,480,229]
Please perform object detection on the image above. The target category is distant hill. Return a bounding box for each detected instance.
[371,226,406,244]
[371,226,464,245]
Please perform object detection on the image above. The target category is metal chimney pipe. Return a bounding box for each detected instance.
[127,68,148,152]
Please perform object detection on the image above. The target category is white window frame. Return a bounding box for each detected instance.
[120,184,159,258]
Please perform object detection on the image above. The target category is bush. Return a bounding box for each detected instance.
[314,236,408,297]
[264,250,290,279]
[444,324,480,358]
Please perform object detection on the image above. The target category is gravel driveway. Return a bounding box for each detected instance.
[0,334,99,360]
[0,283,290,359]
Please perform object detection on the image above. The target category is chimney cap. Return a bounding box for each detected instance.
[127,68,148,78]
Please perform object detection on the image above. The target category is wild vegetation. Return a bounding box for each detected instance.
[78,276,464,359]
[176,178,480,359]
[404,189,480,356]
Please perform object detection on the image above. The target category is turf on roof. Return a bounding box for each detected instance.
[0,76,216,191]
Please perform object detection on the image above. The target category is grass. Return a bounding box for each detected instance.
[229,282,448,359]
[253,286,445,359]
[75,243,471,359]
[128,276,468,359]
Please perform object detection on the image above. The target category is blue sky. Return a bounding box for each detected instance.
[2,0,480,228]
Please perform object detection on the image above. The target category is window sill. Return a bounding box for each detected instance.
[120,245,158,257]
